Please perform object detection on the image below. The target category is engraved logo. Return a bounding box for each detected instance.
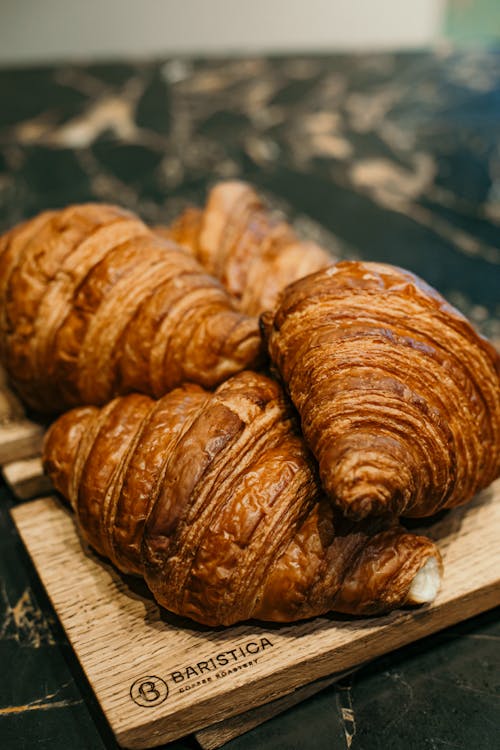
[130,638,274,705]
[130,676,169,707]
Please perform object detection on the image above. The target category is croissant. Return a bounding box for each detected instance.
[43,370,442,626]
[262,261,500,520]
[161,181,332,316]
[0,204,263,413]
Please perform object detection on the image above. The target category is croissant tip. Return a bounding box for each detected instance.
[341,495,395,521]
[330,474,407,520]
[406,556,442,605]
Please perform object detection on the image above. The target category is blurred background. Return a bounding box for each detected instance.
[0,0,499,64]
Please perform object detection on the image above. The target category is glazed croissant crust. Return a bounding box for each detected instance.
[0,204,263,413]
[162,181,332,316]
[262,261,500,520]
[43,371,442,626]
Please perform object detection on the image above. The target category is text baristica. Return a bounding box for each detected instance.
[170,637,274,684]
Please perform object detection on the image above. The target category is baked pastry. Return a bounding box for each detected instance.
[0,204,263,413]
[161,181,332,316]
[262,261,500,520]
[43,370,442,626]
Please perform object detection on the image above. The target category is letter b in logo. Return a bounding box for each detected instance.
[130,675,168,707]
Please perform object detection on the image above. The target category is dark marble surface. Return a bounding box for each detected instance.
[0,49,499,749]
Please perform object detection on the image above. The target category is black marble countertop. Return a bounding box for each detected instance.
[0,49,499,750]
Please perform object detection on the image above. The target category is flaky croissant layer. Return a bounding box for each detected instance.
[43,371,442,626]
[162,181,332,316]
[262,261,500,520]
[0,203,263,413]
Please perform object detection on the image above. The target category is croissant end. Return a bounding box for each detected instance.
[164,181,332,316]
[407,556,442,605]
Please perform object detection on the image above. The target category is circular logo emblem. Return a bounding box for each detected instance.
[130,676,169,707]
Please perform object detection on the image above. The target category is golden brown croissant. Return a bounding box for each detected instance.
[0,204,263,413]
[161,181,332,316]
[262,261,500,520]
[43,370,442,626]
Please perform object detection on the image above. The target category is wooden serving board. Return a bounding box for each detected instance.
[11,480,500,749]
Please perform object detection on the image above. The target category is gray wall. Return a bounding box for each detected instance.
[0,0,445,65]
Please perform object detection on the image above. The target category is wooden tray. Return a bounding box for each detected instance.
[11,480,500,749]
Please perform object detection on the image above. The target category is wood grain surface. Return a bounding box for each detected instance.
[0,367,44,466]
[11,480,500,749]
[2,456,52,499]
[0,418,44,465]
